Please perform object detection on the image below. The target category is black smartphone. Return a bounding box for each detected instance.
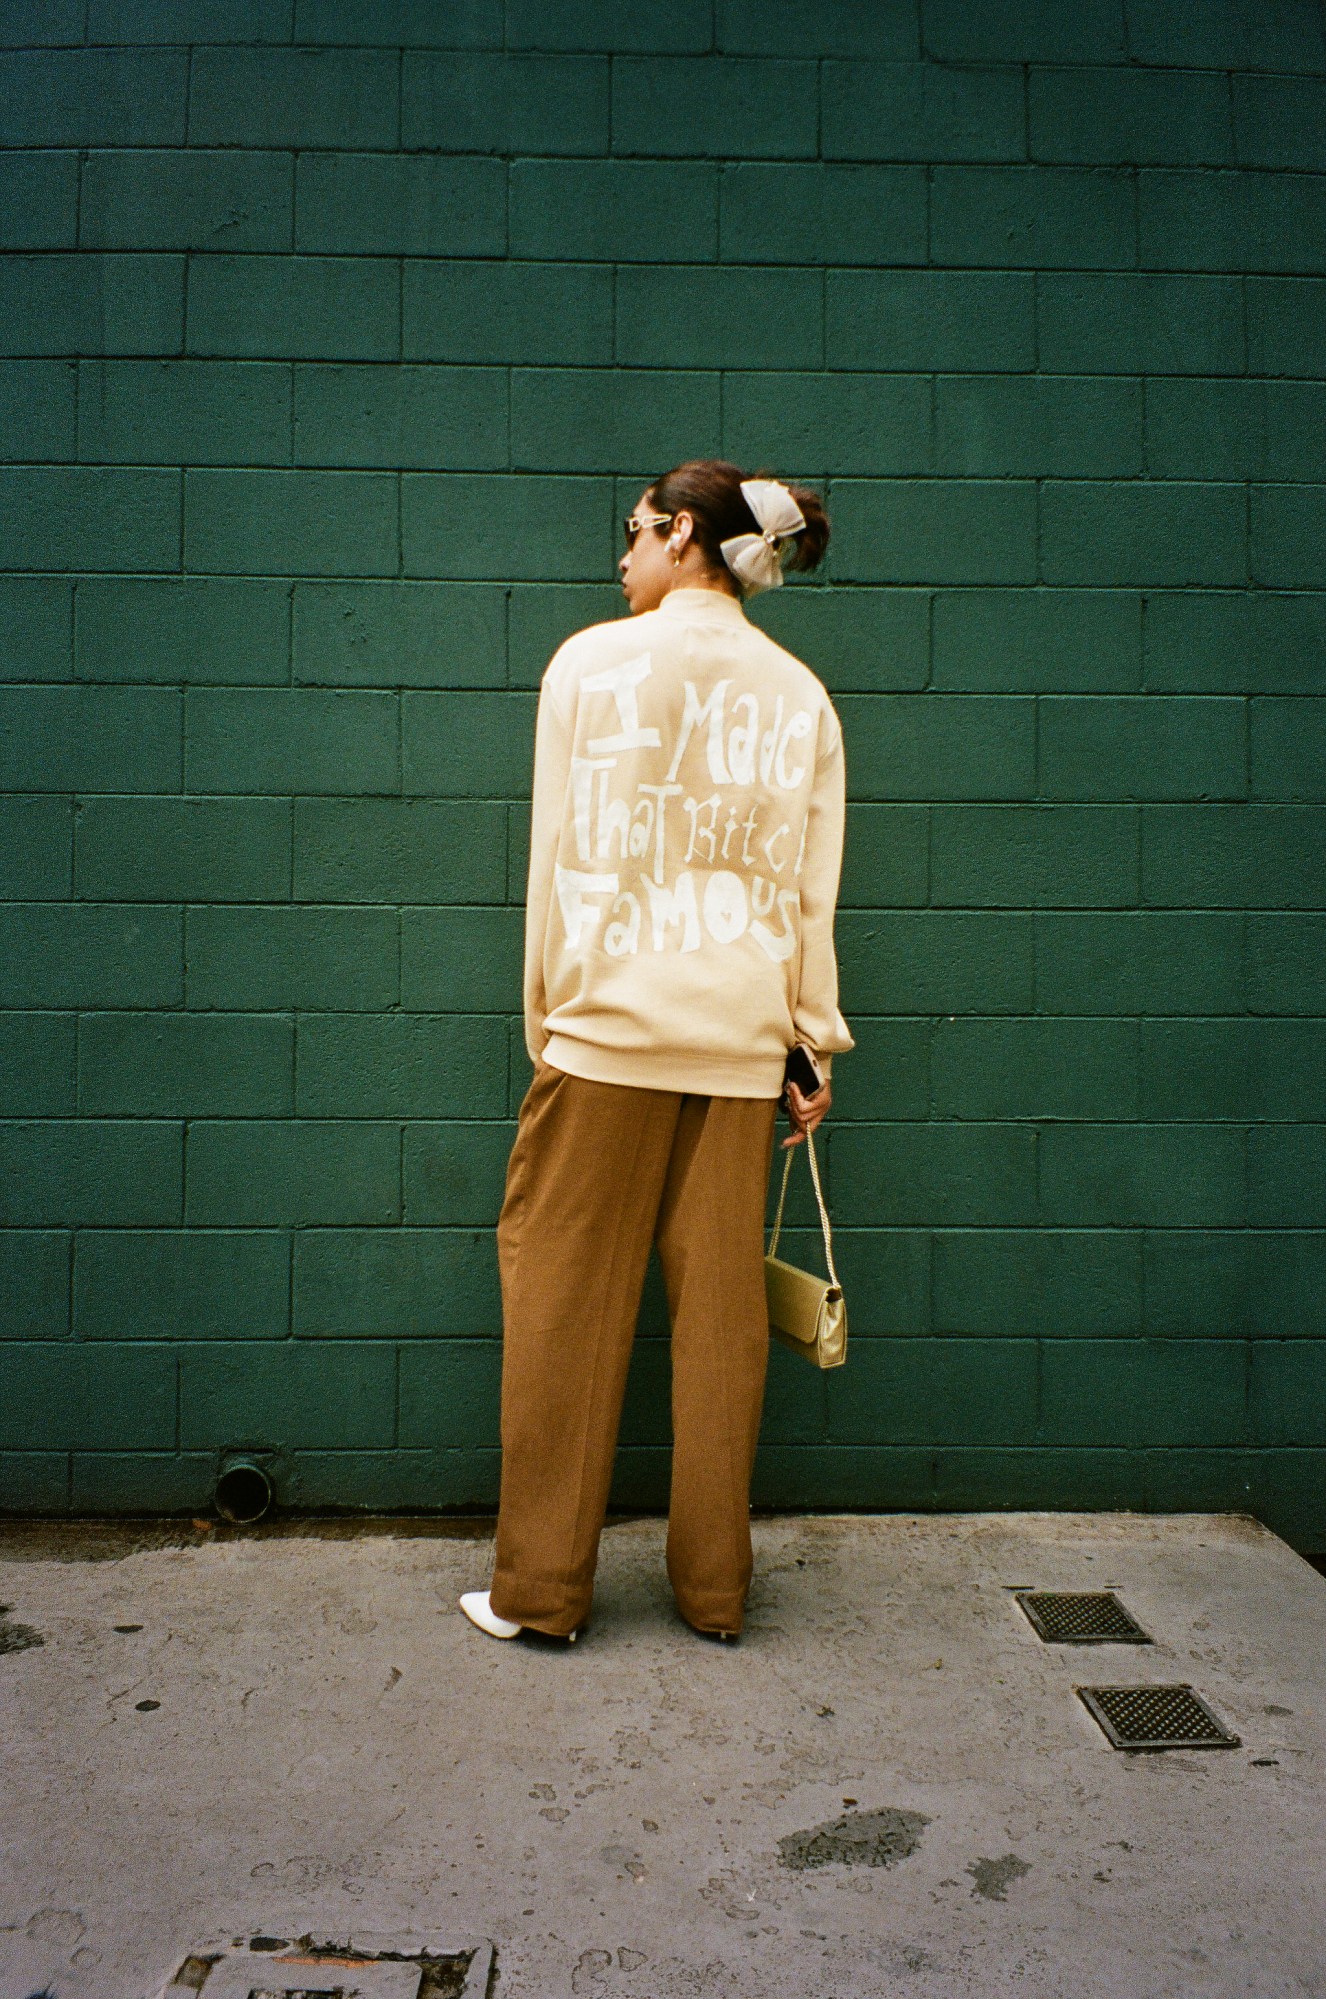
[782,1043,824,1104]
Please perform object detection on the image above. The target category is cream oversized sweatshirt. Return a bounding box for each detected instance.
[522,584,855,1099]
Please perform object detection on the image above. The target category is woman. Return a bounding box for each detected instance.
[460,459,854,1645]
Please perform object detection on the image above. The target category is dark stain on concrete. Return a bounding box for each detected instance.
[778,1805,930,1871]
[0,1604,44,1654]
[0,1516,510,1565]
[966,1853,1032,1900]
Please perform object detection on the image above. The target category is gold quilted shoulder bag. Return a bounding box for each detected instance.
[764,1127,847,1369]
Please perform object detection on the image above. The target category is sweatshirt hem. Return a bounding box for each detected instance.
[540,1034,786,1100]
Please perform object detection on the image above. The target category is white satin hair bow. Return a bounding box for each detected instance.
[719,478,806,594]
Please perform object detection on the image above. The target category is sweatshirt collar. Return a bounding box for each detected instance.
[653,585,751,626]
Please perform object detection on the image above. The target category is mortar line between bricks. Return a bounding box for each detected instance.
[926,371,936,487]
[1130,161,1140,268]
[65,1202,77,1340]
[72,143,86,250]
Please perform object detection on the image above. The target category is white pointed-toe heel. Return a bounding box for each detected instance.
[459,1589,523,1639]
[459,1589,581,1644]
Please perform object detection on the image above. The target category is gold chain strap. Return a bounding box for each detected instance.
[767,1126,841,1291]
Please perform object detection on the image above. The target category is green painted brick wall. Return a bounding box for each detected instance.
[1,0,1324,1546]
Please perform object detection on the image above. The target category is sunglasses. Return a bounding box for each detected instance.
[622,510,674,547]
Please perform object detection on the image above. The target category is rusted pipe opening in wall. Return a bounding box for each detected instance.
[214,1455,273,1524]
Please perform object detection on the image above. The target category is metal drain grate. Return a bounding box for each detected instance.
[1077,1683,1241,1751]
[1015,1589,1151,1644]
[159,1939,492,1999]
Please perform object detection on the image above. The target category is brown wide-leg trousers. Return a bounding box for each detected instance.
[488,1057,781,1638]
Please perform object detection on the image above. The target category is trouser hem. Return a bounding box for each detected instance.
[487,1584,588,1637]
[674,1594,748,1635]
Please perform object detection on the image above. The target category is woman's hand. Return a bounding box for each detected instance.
[781,1076,832,1149]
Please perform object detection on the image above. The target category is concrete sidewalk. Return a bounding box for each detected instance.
[0,1510,1322,1999]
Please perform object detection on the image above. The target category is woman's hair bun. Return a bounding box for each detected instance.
[763,474,829,575]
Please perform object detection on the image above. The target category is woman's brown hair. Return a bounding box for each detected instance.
[643,458,829,587]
